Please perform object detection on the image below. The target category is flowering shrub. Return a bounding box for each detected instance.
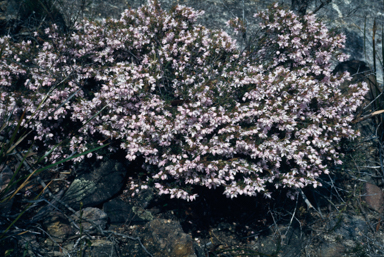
[0,0,368,201]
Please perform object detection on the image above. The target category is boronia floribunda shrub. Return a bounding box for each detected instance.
[0,0,368,201]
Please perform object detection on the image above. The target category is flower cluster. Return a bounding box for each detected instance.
[0,0,368,201]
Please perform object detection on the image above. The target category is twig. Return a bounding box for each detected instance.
[299,188,313,210]
[268,207,282,239]
[285,197,298,237]
[363,91,383,110]
[299,188,324,219]
[327,174,346,203]
[360,166,382,169]
[353,109,384,124]
[73,234,88,249]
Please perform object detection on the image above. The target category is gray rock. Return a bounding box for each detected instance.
[0,1,7,20]
[0,0,18,21]
[251,227,287,257]
[43,211,75,242]
[319,243,346,257]
[82,239,118,257]
[57,239,118,257]
[277,226,305,257]
[103,198,133,224]
[143,219,196,257]
[103,198,153,224]
[62,160,127,210]
[316,0,384,81]
[71,207,108,233]
[132,206,153,222]
[135,188,154,209]
[363,182,384,213]
[327,214,369,241]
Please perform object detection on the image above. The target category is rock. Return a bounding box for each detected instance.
[0,164,14,215]
[43,211,75,242]
[276,226,304,257]
[103,198,132,224]
[132,206,154,222]
[17,234,45,256]
[0,0,17,22]
[103,198,153,224]
[327,214,369,241]
[0,1,7,20]
[71,207,108,234]
[363,182,384,213]
[143,219,196,257]
[55,239,117,257]
[251,231,284,257]
[135,188,154,209]
[82,239,117,257]
[317,0,384,81]
[319,243,346,257]
[61,160,128,210]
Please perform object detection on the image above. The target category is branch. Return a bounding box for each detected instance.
[352,109,384,124]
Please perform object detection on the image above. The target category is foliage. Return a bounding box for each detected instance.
[0,0,368,201]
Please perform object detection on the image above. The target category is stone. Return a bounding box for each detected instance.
[132,206,154,222]
[316,0,384,81]
[103,198,153,224]
[83,239,117,257]
[71,207,108,233]
[43,211,75,242]
[103,198,133,224]
[135,188,154,209]
[0,1,7,15]
[275,226,304,257]
[0,0,17,21]
[319,243,346,257]
[251,225,304,256]
[363,182,384,213]
[327,214,369,241]
[57,239,118,257]
[61,159,128,210]
[142,219,196,257]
